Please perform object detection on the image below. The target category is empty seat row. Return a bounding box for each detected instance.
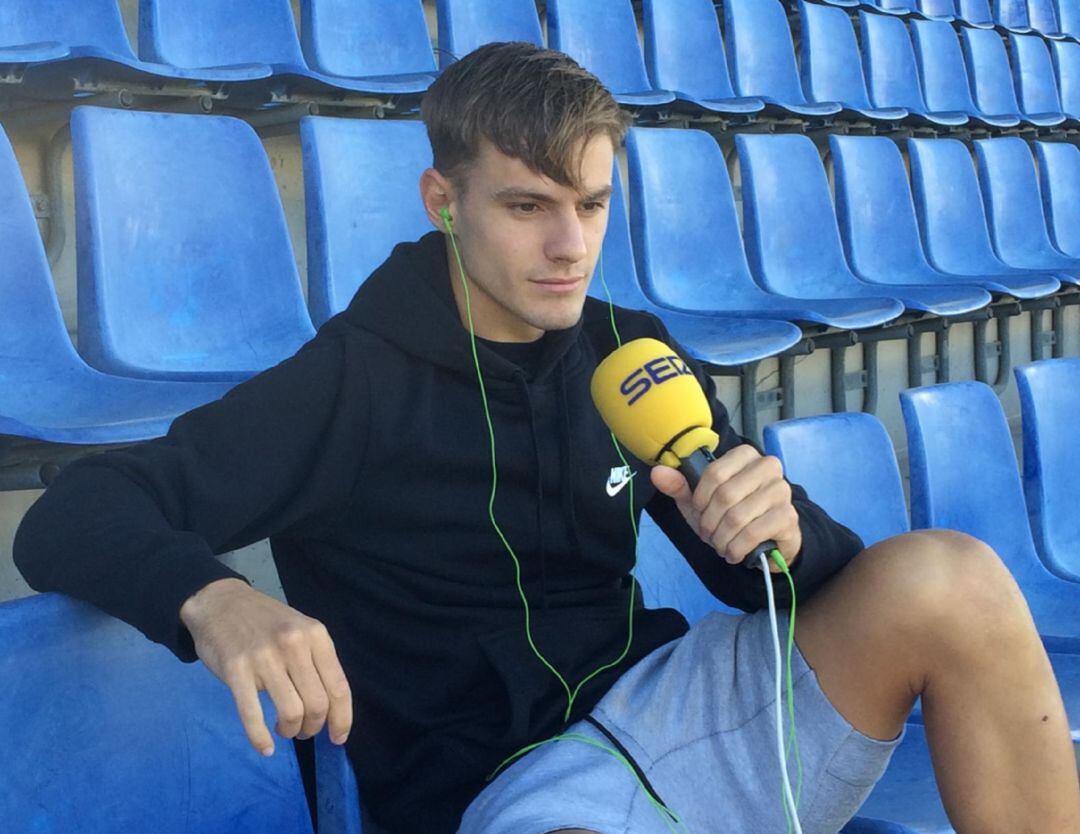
[5,111,1080,454]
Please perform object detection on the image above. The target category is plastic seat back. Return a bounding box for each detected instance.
[300,118,433,327]
[589,164,651,310]
[736,133,867,297]
[298,0,435,79]
[1009,33,1065,118]
[907,137,1013,275]
[641,0,740,101]
[547,0,654,97]
[0,593,312,834]
[71,107,314,380]
[995,0,1031,27]
[920,0,958,16]
[723,0,815,105]
[140,0,307,68]
[974,137,1075,271]
[876,0,917,11]
[910,19,980,114]
[798,1,878,109]
[830,135,940,281]
[957,0,995,25]
[1015,358,1080,581]
[901,381,1047,585]
[1051,41,1080,117]
[0,0,135,58]
[624,127,763,312]
[1028,0,1064,34]
[860,12,933,112]
[961,26,1024,117]
[1035,140,1080,256]
[435,0,543,69]
[0,125,83,372]
[764,413,909,548]
[1058,0,1080,37]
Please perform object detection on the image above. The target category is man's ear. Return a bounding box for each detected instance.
[420,168,456,232]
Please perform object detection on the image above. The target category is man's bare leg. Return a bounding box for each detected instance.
[794,529,1080,833]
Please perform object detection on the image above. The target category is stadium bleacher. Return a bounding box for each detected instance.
[2,1,1080,833]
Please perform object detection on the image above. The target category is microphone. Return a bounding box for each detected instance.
[590,337,777,570]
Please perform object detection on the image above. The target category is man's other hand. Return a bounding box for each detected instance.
[651,445,802,572]
[179,578,352,756]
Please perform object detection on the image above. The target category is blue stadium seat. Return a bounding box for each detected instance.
[640,0,765,116]
[435,0,543,70]
[798,1,910,123]
[1034,140,1080,257]
[973,138,1080,284]
[626,128,901,330]
[994,0,1035,29]
[0,593,312,834]
[910,19,1020,127]
[832,135,1050,299]
[1057,0,1080,37]
[1014,358,1080,583]
[71,107,315,382]
[297,0,436,91]
[300,118,432,327]
[723,0,843,118]
[547,0,674,107]
[5,0,267,86]
[0,123,233,446]
[956,0,997,26]
[763,413,909,547]
[1008,33,1068,125]
[140,0,427,96]
[859,12,970,125]
[960,26,1031,124]
[901,381,1080,654]
[1028,0,1069,36]
[875,0,957,19]
[315,730,364,834]
[736,134,985,317]
[907,138,1061,298]
[1051,40,1080,120]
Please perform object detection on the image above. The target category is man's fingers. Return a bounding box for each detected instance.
[311,635,353,745]
[690,445,766,514]
[285,652,331,740]
[258,662,306,740]
[226,668,276,757]
[722,503,799,566]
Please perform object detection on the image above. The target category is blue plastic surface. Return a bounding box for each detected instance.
[140,0,428,95]
[1058,0,1080,37]
[72,107,315,381]
[315,730,364,834]
[0,123,234,445]
[1,0,267,84]
[910,19,1020,127]
[764,413,910,548]
[831,135,1040,299]
[723,0,843,117]
[1035,140,1080,258]
[876,0,957,18]
[1028,0,1068,35]
[626,128,899,330]
[917,0,959,17]
[956,0,996,26]
[901,381,1080,655]
[994,0,1034,29]
[798,1,909,122]
[1014,358,1080,583]
[960,26,1032,124]
[300,118,433,327]
[435,0,543,70]
[1008,33,1068,125]
[640,0,765,116]
[860,11,969,125]
[1051,40,1080,120]
[907,138,1061,298]
[736,134,966,316]
[547,0,673,107]
[0,593,313,834]
[973,138,1080,284]
[298,0,435,87]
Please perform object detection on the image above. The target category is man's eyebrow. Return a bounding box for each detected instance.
[491,185,614,203]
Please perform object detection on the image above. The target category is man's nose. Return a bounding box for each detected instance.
[545,212,588,265]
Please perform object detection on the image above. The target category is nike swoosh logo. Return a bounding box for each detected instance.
[606,470,636,497]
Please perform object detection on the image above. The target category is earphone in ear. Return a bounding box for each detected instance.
[439,207,453,231]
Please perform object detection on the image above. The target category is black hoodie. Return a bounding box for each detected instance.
[14,232,863,832]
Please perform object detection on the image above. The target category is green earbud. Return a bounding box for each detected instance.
[439,207,453,230]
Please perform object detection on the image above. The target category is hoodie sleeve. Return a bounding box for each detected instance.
[13,332,369,660]
[642,323,864,612]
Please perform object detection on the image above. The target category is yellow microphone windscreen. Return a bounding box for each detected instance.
[590,338,720,467]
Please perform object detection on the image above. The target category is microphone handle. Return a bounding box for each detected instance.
[678,448,779,571]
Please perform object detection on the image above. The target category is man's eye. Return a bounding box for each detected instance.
[511,203,539,214]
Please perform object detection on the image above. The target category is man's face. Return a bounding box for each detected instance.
[442,135,615,342]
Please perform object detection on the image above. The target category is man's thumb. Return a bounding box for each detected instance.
[650,465,692,505]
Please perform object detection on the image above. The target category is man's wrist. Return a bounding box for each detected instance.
[179,577,250,630]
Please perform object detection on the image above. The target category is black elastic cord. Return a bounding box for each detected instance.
[583,716,670,811]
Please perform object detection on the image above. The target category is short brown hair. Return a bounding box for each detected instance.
[421,41,630,192]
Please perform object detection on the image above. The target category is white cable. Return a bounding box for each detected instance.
[761,552,804,834]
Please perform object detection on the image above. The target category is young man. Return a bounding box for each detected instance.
[14,43,1079,834]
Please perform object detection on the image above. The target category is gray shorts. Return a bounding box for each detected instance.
[458,610,904,834]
